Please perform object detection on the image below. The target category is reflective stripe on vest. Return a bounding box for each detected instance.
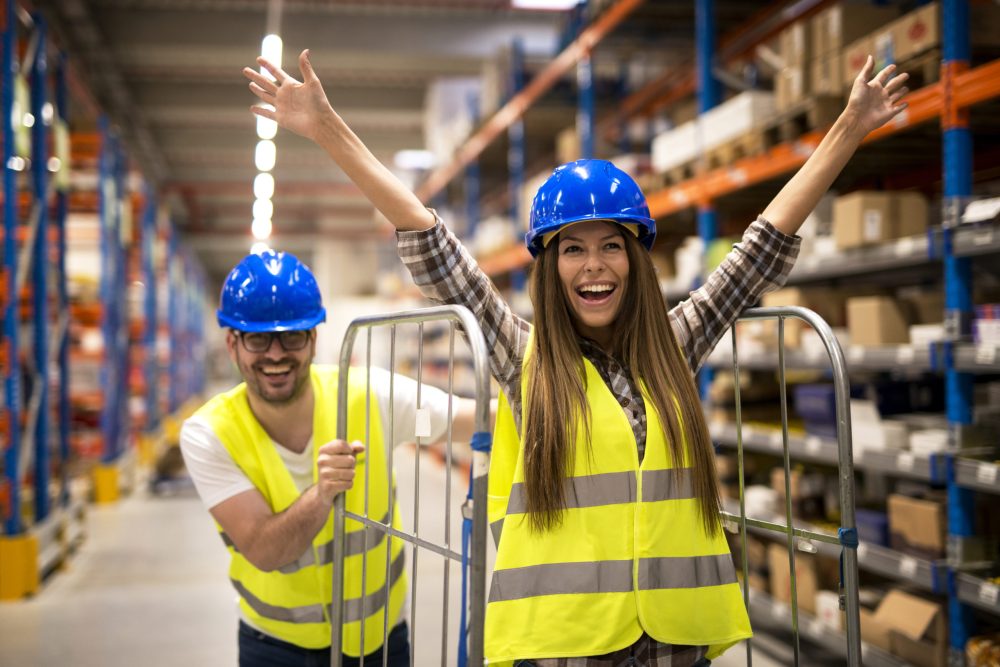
[231,549,407,625]
[494,468,695,541]
[489,554,736,603]
[484,344,751,663]
[220,509,392,574]
[196,365,407,654]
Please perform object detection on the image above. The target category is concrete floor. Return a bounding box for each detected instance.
[0,446,788,666]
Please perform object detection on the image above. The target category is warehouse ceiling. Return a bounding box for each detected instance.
[30,0,769,288]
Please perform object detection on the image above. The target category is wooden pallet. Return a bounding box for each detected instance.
[766,95,844,145]
[704,131,772,170]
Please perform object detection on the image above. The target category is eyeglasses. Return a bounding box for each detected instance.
[237,330,312,353]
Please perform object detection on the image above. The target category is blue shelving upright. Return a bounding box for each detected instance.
[0,3,73,599]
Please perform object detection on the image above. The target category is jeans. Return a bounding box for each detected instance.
[238,620,410,667]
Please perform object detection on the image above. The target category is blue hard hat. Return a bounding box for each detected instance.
[217,250,326,332]
[524,159,655,258]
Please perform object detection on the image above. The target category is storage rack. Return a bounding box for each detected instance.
[400,0,1000,664]
[0,3,79,599]
[0,0,209,597]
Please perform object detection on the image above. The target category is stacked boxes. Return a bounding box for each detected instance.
[832,190,929,250]
[775,21,810,111]
[811,2,898,93]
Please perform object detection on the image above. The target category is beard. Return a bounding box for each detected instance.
[238,354,311,406]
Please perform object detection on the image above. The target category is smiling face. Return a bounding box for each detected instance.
[226,329,315,406]
[554,220,630,348]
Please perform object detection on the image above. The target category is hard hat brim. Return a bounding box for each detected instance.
[216,309,326,332]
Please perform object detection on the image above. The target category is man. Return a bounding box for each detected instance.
[180,249,478,667]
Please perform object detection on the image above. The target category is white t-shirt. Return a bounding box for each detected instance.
[180,366,457,509]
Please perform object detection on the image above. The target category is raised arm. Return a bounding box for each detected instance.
[244,49,434,232]
[762,56,909,235]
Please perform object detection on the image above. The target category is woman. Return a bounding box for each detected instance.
[244,50,908,666]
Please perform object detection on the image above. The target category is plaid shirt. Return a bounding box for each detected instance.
[397,214,798,665]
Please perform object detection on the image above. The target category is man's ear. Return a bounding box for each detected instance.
[226,329,239,362]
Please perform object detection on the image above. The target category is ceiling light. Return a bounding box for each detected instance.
[250,241,270,255]
[261,34,283,71]
[252,197,273,221]
[511,0,581,9]
[257,113,277,140]
[394,149,437,171]
[254,172,275,199]
[255,140,276,171]
[252,217,273,241]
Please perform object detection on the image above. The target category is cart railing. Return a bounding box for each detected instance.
[329,305,492,667]
[723,306,861,666]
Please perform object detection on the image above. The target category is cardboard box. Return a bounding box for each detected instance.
[761,287,848,348]
[899,289,944,325]
[891,2,939,63]
[887,493,946,558]
[895,191,930,239]
[775,66,806,112]
[847,296,910,346]
[811,2,899,59]
[843,35,874,89]
[768,542,819,614]
[702,91,777,150]
[860,607,893,651]
[876,590,947,667]
[811,52,844,97]
[780,21,811,66]
[834,191,893,248]
[832,191,929,250]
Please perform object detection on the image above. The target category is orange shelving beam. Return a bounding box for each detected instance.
[474,58,1000,278]
[647,58,1000,219]
[414,0,646,203]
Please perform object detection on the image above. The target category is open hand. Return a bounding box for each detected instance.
[243,49,333,143]
[844,55,910,137]
[316,439,365,504]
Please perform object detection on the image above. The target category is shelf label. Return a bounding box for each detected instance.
[894,236,916,257]
[977,463,999,486]
[848,346,865,364]
[806,436,823,455]
[897,452,916,472]
[808,619,826,637]
[974,229,995,247]
[772,601,789,620]
[893,108,910,128]
[414,408,431,439]
[899,556,919,578]
[976,346,997,366]
[857,542,869,562]
[769,431,784,450]
[895,346,916,364]
[729,168,748,186]
[741,425,756,440]
[979,582,999,606]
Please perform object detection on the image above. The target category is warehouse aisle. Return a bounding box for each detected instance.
[0,447,785,666]
[0,486,236,666]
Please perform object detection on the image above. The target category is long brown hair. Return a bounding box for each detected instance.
[522,228,722,535]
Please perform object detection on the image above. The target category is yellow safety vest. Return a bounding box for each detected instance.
[485,352,751,663]
[195,365,407,655]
